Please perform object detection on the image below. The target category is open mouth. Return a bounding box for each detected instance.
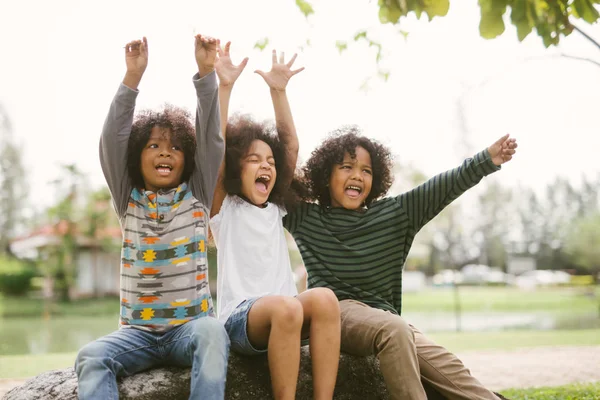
[255,175,271,194]
[156,163,173,176]
[345,185,362,198]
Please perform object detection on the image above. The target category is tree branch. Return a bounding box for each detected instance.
[558,53,600,68]
[571,24,600,51]
[523,53,600,69]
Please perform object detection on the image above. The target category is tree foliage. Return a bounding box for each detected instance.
[297,1,600,47]
[0,104,27,255]
[565,213,600,275]
[477,0,600,46]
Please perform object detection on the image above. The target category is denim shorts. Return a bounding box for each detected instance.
[224,295,310,356]
[224,297,267,356]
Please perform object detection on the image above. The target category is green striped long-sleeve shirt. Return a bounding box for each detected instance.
[283,149,500,314]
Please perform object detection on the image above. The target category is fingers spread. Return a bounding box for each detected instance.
[287,53,298,67]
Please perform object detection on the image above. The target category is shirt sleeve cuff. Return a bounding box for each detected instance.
[473,148,501,175]
[116,82,139,104]
[193,70,217,92]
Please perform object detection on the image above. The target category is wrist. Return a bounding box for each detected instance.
[219,82,235,90]
[270,87,287,95]
[123,71,143,89]
[198,65,215,78]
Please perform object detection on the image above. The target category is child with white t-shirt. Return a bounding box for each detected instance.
[209,42,341,400]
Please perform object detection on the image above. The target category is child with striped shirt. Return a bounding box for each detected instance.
[284,128,517,400]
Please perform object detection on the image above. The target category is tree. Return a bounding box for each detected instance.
[474,181,514,270]
[82,187,120,297]
[565,213,600,279]
[514,175,600,273]
[44,164,84,301]
[297,1,599,47]
[0,103,27,255]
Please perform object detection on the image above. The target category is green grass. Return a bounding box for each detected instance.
[2,286,597,318]
[403,286,599,313]
[503,382,600,399]
[0,295,118,318]
[0,352,76,378]
[428,329,600,352]
[2,329,599,379]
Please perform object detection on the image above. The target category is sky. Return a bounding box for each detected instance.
[1,0,599,215]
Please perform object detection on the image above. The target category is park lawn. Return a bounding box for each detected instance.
[402,286,599,313]
[0,352,77,379]
[1,286,598,318]
[428,328,600,352]
[0,295,118,318]
[2,329,600,379]
[503,382,600,399]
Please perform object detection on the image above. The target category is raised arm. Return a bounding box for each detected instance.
[209,41,249,217]
[255,50,304,187]
[189,34,227,208]
[99,37,148,220]
[397,134,518,232]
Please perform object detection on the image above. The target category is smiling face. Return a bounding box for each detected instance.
[140,126,185,192]
[328,146,373,210]
[239,139,277,206]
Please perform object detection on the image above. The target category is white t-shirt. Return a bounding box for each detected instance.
[210,195,298,322]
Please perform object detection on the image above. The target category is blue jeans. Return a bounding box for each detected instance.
[75,317,230,400]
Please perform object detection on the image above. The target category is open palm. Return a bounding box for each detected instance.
[255,50,304,91]
[215,41,249,87]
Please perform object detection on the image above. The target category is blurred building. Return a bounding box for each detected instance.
[10,222,121,298]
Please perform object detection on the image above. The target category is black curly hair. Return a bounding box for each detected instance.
[127,104,196,189]
[224,115,298,208]
[300,126,394,208]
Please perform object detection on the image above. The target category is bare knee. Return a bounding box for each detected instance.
[271,296,303,329]
[309,288,340,317]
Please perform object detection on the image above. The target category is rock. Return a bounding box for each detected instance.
[3,347,446,399]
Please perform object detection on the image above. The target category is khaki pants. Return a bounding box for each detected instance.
[340,300,499,400]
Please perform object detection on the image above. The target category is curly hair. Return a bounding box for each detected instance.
[224,115,297,208]
[127,104,196,189]
[300,126,394,208]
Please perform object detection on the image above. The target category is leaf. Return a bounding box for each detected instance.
[253,37,269,51]
[478,0,507,39]
[354,31,368,41]
[379,1,403,24]
[377,69,391,82]
[399,29,410,41]
[295,0,314,18]
[423,0,450,20]
[335,40,348,54]
[572,0,600,23]
[510,0,534,41]
[480,11,506,38]
[515,19,533,41]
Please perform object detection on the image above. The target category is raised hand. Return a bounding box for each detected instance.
[255,50,304,92]
[215,41,249,87]
[123,37,148,89]
[195,34,218,77]
[487,134,518,166]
